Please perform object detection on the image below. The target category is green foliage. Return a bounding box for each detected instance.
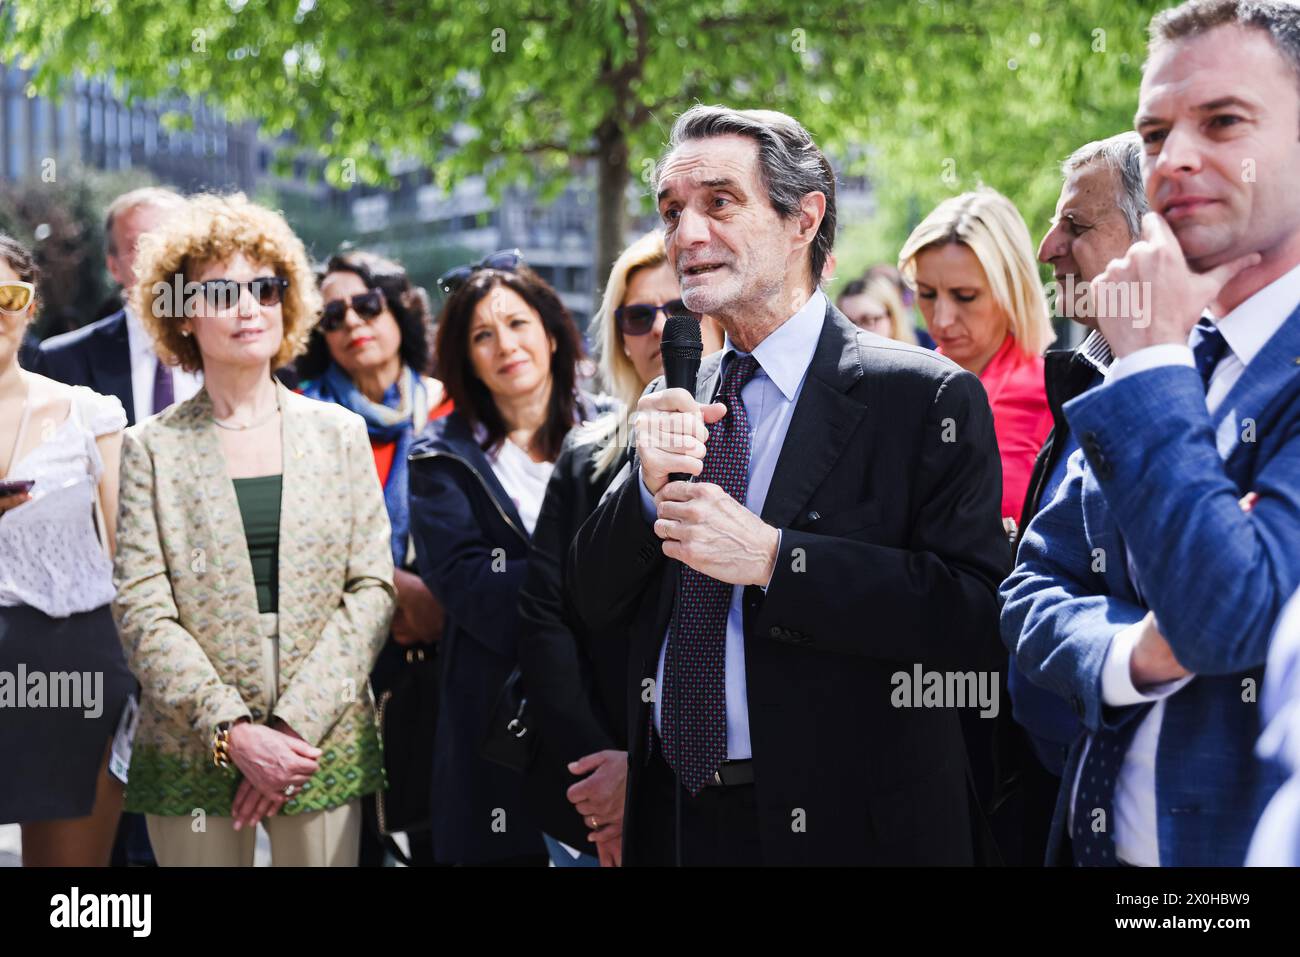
[0,163,156,337]
[3,0,1166,283]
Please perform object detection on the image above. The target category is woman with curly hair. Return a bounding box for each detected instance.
[114,193,396,866]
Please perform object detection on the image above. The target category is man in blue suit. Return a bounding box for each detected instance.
[1002,0,1300,866]
[996,131,1147,866]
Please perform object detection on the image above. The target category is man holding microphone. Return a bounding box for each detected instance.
[568,105,1009,866]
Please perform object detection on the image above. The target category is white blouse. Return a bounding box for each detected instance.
[0,386,126,617]
[487,438,556,537]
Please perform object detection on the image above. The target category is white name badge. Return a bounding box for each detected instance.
[108,693,140,785]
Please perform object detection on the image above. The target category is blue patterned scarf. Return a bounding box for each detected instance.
[301,361,429,567]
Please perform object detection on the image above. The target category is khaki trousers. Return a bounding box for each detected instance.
[146,800,361,867]
[146,613,362,866]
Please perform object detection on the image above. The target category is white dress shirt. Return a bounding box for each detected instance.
[1073,262,1300,865]
[485,438,555,537]
[124,306,202,419]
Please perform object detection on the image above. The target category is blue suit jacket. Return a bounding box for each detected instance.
[1001,303,1300,866]
[33,309,136,425]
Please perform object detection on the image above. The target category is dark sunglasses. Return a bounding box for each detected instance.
[436,248,523,296]
[615,299,694,336]
[196,276,289,311]
[319,288,385,332]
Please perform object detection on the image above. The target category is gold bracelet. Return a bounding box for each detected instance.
[212,722,233,769]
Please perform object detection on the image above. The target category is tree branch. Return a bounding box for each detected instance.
[695,14,988,41]
[600,0,650,92]
[521,141,597,158]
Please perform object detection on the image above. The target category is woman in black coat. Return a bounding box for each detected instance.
[409,258,598,865]
[516,231,723,866]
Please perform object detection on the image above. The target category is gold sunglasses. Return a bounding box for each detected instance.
[0,281,35,315]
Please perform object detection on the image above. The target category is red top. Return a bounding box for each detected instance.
[373,397,455,487]
[941,335,1052,522]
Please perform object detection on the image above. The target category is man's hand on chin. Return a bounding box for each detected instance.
[653,481,779,587]
[1091,211,1259,358]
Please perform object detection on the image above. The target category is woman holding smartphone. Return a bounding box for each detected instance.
[0,232,134,866]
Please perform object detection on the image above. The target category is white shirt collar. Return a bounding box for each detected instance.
[122,304,156,361]
[721,288,827,401]
[1212,261,1300,366]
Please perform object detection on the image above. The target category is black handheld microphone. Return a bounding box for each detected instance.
[660,313,703,483]
[660,311,702,868]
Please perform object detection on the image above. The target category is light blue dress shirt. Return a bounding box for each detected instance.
[639,289,827,759]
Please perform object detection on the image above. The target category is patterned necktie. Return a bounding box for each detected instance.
[1070,703,1153,866]
[659,352,760,796]
[1191,317,1230,390]
[151,356,175,415]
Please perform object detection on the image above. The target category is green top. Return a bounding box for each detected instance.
[232,474,282,614]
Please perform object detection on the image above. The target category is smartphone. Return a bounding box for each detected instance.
[0,479,36,497]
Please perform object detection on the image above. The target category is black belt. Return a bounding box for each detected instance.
[706,759,754,787]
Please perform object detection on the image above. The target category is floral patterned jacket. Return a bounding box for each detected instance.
[112,380,395,816]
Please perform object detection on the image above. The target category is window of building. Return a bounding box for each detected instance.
[6,89,27,179]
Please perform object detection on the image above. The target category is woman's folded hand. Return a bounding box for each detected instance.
[229,720,321,812]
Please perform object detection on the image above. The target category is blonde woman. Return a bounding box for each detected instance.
[516,230,721,867]
[898,187,1055,522]
[114,193,395,866]
[835,272,918,344]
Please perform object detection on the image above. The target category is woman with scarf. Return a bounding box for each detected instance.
[298,250,449,864]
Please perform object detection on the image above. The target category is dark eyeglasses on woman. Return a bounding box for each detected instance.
[318,288,385,332]
[436,248,523,296]
[615,299,695,336]
[195,276,289,311]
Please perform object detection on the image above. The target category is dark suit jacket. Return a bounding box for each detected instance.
[32,309,136,425]
[1014,331,1112,538]
[568,301,1011,865]
[517,435,632,850]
